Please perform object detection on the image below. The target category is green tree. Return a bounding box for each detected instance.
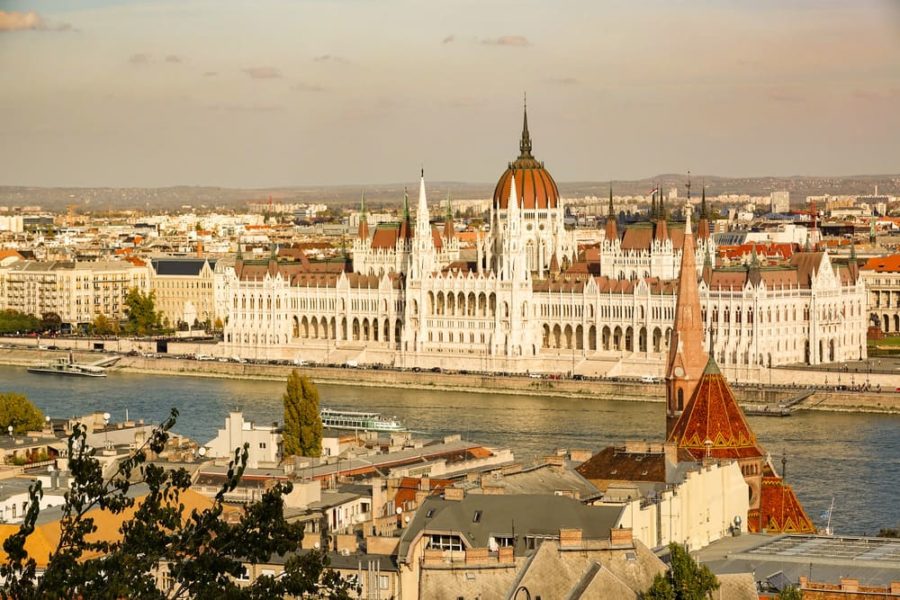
[91,314,119,336]
[283,370,323,458]
[646,543,720,600]
[777,585,802,600]
[124,287,160,336]
[0,393,45,435]
[0,310,41,335]
[40,312,62,333]
[0,409,358,599]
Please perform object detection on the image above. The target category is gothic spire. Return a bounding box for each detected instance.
[518,93,533,159]
[607,183,615,217]
[701,184,708,219]
[357,190,369,240]
[605,183,618,242]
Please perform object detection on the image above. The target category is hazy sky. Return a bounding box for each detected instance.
[2,0,899,187]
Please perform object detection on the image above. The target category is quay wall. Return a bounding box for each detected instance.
[1,346,898,415]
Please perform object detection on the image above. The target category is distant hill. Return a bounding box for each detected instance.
[1,174,898,212]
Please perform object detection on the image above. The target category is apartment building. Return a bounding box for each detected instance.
[148,257,218,328]
[0,260,149,328]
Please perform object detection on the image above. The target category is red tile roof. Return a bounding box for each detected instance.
[668,358,765,461]
[749,477,816,534]
[862,254,900,273]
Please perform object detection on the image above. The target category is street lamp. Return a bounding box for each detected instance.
[7,425,13,437]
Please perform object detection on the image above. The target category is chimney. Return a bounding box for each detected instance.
[443,487,465,501]
[610,526,633,547]
[498,546,515,563]
[840,579,859,593]
[465,548,489,564]
[559,528,583,548]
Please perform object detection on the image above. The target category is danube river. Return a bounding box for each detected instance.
[3,365,898,536]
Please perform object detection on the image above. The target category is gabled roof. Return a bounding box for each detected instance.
[668,357,765,460]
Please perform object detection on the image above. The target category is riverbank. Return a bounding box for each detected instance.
[2,347,898,415]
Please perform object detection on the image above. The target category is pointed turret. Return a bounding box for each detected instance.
[697,185,711,240]
[398,188,412,241]
[848,242,860,282]
[748,245,762,287]
[443,191,455,240]
[412,169,435,278]
[605,184,618,242]
[519,94,533,160]
[549,252,560,276]
[702,243,713,286]
[665,204,707,436]
[357,191,369,240]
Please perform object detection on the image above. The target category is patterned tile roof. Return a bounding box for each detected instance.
[749,477,816,534]
[668,357,765,461]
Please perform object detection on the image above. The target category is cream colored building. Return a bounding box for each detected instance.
[862,254,900,333]
[0,259,149,328]
[148,258,218,328]
[604,459,749,552]
[204,411,282,469]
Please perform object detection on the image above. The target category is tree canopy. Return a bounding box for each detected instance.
[0,310,41,335]
[0,393,45,435]
[646,543,720,600]
[123,288,161,336]
[0,409,357,599]
[91,314,119,336]
[282,370,323,458]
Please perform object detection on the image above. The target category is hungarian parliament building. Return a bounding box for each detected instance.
[218,108,867,379]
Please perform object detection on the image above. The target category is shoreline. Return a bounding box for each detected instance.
[2,348,898,415]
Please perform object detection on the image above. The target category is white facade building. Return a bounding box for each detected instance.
[204,411,282,469]
[217,109,867,376]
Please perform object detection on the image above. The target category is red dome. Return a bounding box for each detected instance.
[493,165,559,210]
[492,104,559,210]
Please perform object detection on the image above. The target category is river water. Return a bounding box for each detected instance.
[1,365,897,536]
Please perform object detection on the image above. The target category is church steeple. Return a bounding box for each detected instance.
[443,191,455,240]
[519,94,533,160]
[665,203,707,436]
[605,184,618,242]
[357,190,369,240]
[698,184,711,240]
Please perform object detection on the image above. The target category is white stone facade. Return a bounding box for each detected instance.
[217,172,867,377]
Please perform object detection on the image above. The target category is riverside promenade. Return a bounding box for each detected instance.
[2,344,898,415]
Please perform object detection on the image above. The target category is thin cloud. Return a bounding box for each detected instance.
[128,53,151,65]
[313,54,348,64]
[292,82,326,92]
[165,55,183,64]
[242,66,282,79]
[0,10,73,32]
[442,34,455,44]
[481,35,530,47]
[203,71,218,77]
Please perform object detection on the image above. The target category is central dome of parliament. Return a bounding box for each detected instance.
[492,104,560,210]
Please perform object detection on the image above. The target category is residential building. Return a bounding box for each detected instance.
[862,254,900,333]
[0,259,149,328]
[204,411,282,469]
[148,257,218,327]
[770,191,790,214]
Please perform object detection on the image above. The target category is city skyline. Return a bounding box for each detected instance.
[2,0,900,188]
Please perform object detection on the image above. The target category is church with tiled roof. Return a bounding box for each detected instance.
[665,218,815,534]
